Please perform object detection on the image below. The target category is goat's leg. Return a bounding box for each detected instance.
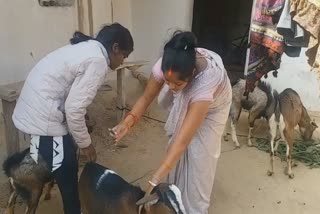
[248,104,264,147]
[25,188,43,214]
[267,115,277,176]
[248,112,258,147]
[231,121,240,148]
[247,117,256,147]
[223,118,229,142]
[4,178,18,214]
[274,139,280,152]
[44,180,55,201]
[286,142,294,179]
[273,122,281,152]
[283,127,294,179]
[247,125,254,147]
[229,104,242,148]
[230,107,241,148]
[5,191,17,214]
[286,145,294,178]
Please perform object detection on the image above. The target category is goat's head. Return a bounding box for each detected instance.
[300,119,318,140]
[136,183,186,214]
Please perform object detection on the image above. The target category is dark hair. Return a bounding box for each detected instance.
[70,23,134,53]
[161,31,197,81]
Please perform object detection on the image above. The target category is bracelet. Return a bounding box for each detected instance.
[148,180,158,187]
[151,176,161,184]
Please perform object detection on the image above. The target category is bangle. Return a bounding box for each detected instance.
[148,180,158,187]
[151,176,161,184]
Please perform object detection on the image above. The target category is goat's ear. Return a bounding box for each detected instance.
[136,193,159,206]
[311,120,318,128]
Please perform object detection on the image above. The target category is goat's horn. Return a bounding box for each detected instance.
[136,193,159,206]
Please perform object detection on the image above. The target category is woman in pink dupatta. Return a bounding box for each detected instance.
[111,31,232,214]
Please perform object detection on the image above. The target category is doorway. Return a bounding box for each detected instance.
[192,0,253,74]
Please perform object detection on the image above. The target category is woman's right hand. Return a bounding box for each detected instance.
[109,122,130,143]
[81,144,97,162]
[109,74,163,143]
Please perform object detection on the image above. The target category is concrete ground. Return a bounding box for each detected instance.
[0,85,319,214]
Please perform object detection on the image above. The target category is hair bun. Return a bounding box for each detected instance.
[166,31,197,51]
[70,31,93,45]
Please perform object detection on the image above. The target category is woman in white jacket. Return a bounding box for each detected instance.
[12,23,134,214]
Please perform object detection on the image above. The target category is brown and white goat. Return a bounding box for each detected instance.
[224,79,278,148]
[267,88,318,178]
[79,162,186,214]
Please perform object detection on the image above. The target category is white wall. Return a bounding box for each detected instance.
[113,0,132,31]
[0,0,195,84]
[0,0,78,85]
[92,0,112,34]
[0,0,115,85]
[263,49,320,112]
[1,0,317,112]
[131,0,194,73]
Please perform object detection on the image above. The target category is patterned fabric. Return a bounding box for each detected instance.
[30,135,64,172]
[246,0,285,94]
[246,43,282,93]
[277,0,307,48]
[290,0,320,77]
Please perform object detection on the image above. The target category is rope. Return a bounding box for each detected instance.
[116,107,166,124]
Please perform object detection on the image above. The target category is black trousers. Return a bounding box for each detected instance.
[38,134,81,214]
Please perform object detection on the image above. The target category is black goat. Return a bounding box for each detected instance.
[3,148,54,214]
[79,162,186,214]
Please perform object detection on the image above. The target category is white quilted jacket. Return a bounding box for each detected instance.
[12,40,110,148]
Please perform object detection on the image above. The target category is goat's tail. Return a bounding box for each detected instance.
[3,148,29,177]
[257,81,273,101]
[273,90,281,123]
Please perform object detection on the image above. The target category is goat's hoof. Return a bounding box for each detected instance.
[235,145,241,149]
[247,143,253,147]
[288,173,295,179]
[293,162,298,167]
[267,170,274,176]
